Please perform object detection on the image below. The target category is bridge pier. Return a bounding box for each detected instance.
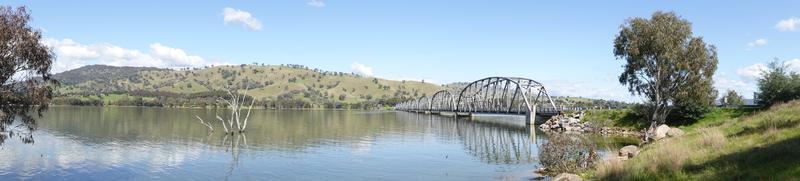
[525,112,535,125]
[455,112,473,118]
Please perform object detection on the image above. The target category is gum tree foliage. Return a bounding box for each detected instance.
[721,90,745,107]
[0,6,57,144]
[613,11,718,133]
[757,60,800,106]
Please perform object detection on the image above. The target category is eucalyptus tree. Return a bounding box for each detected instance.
[613,11,718,139]
[757,60,800,106]
[0,6,57,144]
[721,90,744,107]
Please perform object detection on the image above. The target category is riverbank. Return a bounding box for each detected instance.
[590,100,800,180]
[48,104,391,111]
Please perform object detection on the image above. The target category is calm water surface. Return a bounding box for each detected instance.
[0,106,635,180]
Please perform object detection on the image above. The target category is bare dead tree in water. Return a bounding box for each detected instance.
[195,116,213,132]
[195,86,255,134]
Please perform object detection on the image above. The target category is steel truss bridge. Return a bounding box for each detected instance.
[395,77,563,124]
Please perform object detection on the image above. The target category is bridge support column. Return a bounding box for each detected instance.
[526,104,537,125]
[525,112,535,125]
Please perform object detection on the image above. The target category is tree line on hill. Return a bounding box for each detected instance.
[51,89,414,110]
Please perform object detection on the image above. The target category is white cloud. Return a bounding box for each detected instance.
[776,17,800,31]
[736,59,800,82]
[736,63,768,81]
[787,58,800,72]
[307,0,325,7]
[746,38,767,50]
[150,43,206,67]
[222,7,262,31]
[350,62,374,76]
[714,75,757,99]
[43,38,220,73]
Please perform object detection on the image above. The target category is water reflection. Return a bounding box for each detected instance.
[396,113,537,164]
[0,107,633,180]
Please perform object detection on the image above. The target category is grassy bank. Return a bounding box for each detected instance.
[582,109,647,130]
[594,100,800,180]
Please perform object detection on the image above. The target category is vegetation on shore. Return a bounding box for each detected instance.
[52,64,632,110]
[0,6,56,145]
[594,100,800,180]
[613,11,719,140]
[54,64,442,109]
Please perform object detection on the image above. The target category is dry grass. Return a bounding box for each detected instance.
[592,100,800,180]
[645,139,691,173]
[596,157,625,180]
[539,135,598,175]
[698,127,726,149]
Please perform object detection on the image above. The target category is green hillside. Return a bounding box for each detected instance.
[53,64,442,109]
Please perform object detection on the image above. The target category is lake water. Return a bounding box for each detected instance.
[0,106,635,180]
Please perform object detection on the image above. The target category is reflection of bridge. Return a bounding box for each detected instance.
[395,77,561,124]
[396,112,537,164]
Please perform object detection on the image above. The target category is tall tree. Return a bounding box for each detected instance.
[0,6,57,144]
[613,11,718,137]
[757,60,800,106]
[721,90,744,107]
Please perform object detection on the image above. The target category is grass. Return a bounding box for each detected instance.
[582,109,647,130]
[57,64,444,103]
[593,100,800,180]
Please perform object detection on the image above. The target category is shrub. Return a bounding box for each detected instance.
[698,127,726,149]
[538,135,598,174]
[596,156,625,180]
[641,139,691,174]
[757,60,800,106]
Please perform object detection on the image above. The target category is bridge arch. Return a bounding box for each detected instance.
[454,77,557,114]
[395,76,559,124]
[430,90,456,112]
[415,96,430,111]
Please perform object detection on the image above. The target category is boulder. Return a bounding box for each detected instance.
[618,145,639,160]
[667,128,685,137]
[653,124,670,140]
[552,173,582,181]
[566,117,581,124]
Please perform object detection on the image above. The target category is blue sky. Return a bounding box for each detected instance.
[4,0,800,101]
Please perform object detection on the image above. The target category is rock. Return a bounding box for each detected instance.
[567,117,580,124]
[552,173,582,181]
[653,124,670,140]
[618,145,639,159]
[667,128,684,137]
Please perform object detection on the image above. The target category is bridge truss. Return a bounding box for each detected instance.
[396,77,560,123]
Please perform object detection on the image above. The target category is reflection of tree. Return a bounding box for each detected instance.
[223,133,246,180]
[199,132,248,180]
[397,113,536,164]
[38,107,545,166]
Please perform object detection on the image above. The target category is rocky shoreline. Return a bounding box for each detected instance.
[534,112,689,181]
[538,111,643,137]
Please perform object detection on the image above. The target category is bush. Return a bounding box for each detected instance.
[757,60,800,107]
[698,127,726,149]
[668,101,713,126]
[538,135,598,174]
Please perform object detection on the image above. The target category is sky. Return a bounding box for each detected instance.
[3,0,800,102]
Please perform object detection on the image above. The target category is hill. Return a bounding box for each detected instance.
[54,65,167,85]
[51,64,632,109]
[52,64,442,109]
